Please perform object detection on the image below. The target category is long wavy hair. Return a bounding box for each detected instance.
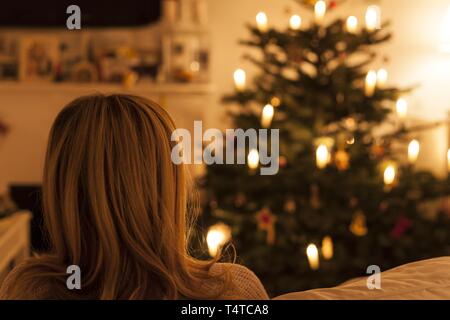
[0,94,230,299]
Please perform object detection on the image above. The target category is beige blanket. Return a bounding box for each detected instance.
[275,257,450,300]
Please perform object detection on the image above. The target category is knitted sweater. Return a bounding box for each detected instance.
[209,263,270,300]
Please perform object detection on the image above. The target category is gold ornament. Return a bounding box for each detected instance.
[256,207,277,245]
[335,150,350,171]
[284,199,296,214]
[321,236,334,260]
[349,211,368,236]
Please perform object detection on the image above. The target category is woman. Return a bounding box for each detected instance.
[0,94,268,300]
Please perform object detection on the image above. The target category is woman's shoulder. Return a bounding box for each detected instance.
[210,263,270,300]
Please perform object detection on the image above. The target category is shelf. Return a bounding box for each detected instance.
[0,81,216,95]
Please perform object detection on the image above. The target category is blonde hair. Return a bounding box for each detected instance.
[0,94,231,299]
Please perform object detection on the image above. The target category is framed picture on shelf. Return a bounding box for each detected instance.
[19,36,59,82]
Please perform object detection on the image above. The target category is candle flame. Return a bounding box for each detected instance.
[233,68,246,91]
[206,223,231,257]
[289,14,302,30]
[306,244,320,270]
[248,149,260,170]
[384,165,396,186]
[408,139,420,164]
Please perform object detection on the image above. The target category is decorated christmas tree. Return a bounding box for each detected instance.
[198,0,450,296]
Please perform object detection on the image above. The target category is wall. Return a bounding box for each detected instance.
[1,0,450,188]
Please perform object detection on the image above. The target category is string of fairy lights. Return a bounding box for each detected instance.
[206,1,449,271]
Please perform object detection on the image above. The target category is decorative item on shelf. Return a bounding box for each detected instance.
[161,0,210,83]
[122,70,139,88]
[19,36,59,82]
[206,222,232,257]
[349,210,368,236]
[256,207,277,245]
[69,60,99,83]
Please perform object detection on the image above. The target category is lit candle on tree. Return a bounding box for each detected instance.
[322,236,333,260]
[365,5,380,31]
[447,149,450,172]
[314,1,327,24]
[256,11,268,32]
[384,165,396,186]
[289,14,302,30]
[206,223,231,257]
[365,70,377,97]
[247,149,260,170]
[377,68,388,88]
[261,104,274,128]
[396,98,408,119]
[408,139,420,164]
[316,144,330,169]
[233,68,246,91]
[346,16,358,34]
[306,244,320,270]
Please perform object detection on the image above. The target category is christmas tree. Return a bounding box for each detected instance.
[198,0,450,296]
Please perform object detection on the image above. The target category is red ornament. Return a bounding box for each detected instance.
[391,216,412,239]
[329,0,337,10]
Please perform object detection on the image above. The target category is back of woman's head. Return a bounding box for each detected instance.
[2,94,229,299]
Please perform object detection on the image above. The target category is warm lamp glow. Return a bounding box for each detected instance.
[384,165,396,186]
[365,70,377,96]
[346,16,358,33]
[248,149,260,170]
[233,69,246,91]
[307,244,320,270]
[261,104,275,128]
[322,236,333,260]
[206,223,231,257]
[314,1,326,24]
[408,140,420,164]
[316,144,330,169]
[289,14,302,30]
[396,98,408,119]
[256,11,268,32]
